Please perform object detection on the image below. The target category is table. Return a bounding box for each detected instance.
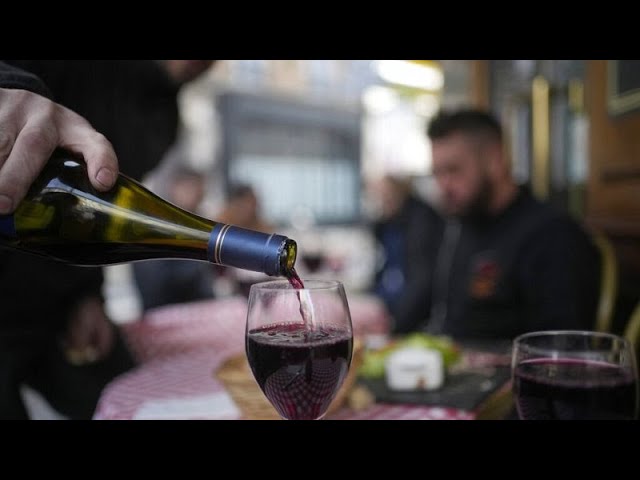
[94,348,475,420]
[94,296,508,420]
[119,295,391,363]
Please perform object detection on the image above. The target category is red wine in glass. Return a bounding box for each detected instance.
[246,322,353,420]
[514,358,638,420]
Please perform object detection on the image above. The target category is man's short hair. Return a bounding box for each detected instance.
[427,109,503,144]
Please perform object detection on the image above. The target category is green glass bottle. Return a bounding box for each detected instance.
[0,149,297,277]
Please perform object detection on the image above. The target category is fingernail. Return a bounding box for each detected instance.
[96,168,115,188]
[0,194,13,214]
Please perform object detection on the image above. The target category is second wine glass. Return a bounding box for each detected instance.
[512,330,638,420]
[245,279,353,420]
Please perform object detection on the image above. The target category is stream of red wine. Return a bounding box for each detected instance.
[287,267,305,290]
[286,267,314,333]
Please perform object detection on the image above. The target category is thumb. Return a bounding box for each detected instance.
[56,107,119,191]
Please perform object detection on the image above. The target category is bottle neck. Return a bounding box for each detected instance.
[207,223,295,277]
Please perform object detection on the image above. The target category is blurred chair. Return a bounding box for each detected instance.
[623,300,640,359]
[592,232,618,333]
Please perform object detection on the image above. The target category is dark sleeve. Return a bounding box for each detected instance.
[0,249,104,333]
[0,61,51,98]
[519,216,601,332]
[391,205,443,334]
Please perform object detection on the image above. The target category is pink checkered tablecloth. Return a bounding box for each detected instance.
[95,295,474,420]
[120,294,391,363]
[120,297,249,363]
[94,348,474,420]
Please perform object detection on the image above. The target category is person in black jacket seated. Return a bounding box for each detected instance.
[370,175,444,334]
[422,108,600,340]
[0,60,214,419]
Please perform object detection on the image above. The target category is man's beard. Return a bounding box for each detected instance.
[458,177,493,223]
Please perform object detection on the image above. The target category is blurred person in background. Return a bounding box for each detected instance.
[423,108,600,340]
[217,183,274,234]
[214,183,274,297]
[0,60,215,419]
[132,165,216,311]
[369,175,444,334]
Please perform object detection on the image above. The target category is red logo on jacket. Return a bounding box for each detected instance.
[469,255,501,300]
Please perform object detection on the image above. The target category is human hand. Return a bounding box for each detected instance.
[0,88,119,214]
[64,296,115,365]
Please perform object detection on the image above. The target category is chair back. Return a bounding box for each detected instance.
[592,232,618,333]
[623,301,640,361]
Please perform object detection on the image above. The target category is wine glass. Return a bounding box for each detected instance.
[512,330,638,420]
[245,279,353,420]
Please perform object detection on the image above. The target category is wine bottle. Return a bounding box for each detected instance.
[0,149,297,277]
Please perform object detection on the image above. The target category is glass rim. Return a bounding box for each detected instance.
[249,279,344,292]
[514,329,631,347]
